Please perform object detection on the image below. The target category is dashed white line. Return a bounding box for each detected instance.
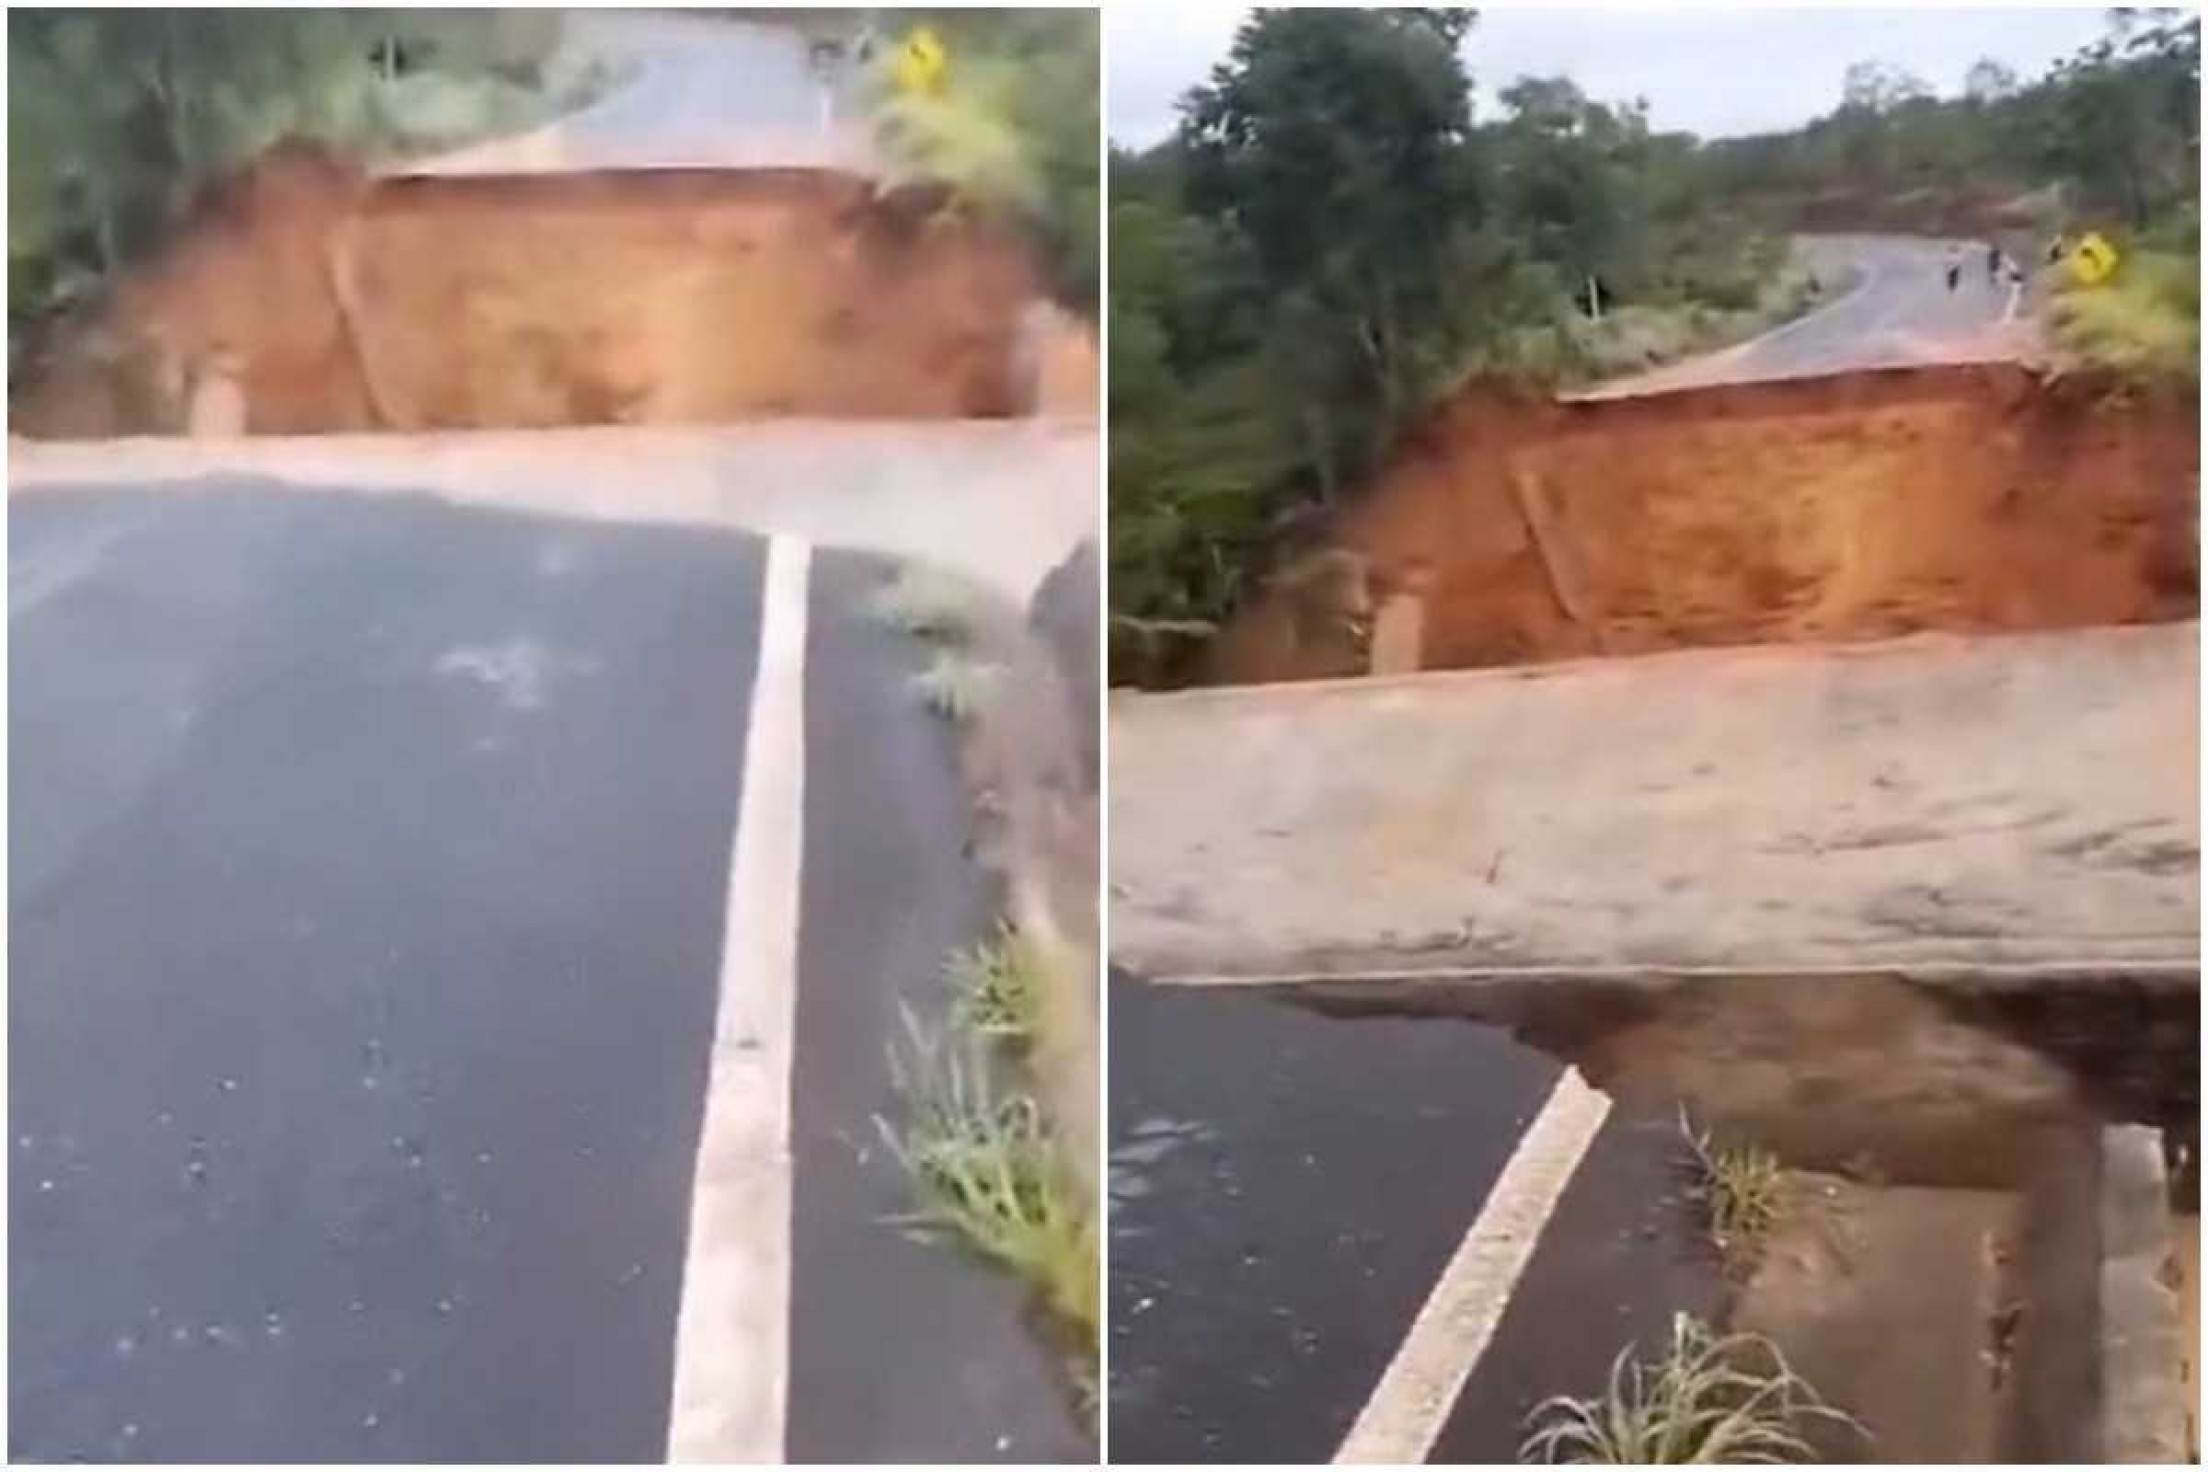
[1334,1068,1613,1465]
[666,535,810,1463]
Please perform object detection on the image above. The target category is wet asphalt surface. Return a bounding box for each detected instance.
[1107,974,1724,1464]
[10,481,1085,1462]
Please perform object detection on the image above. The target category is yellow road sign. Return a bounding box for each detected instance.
[892,26,948,97]
[2070,231,2120,286]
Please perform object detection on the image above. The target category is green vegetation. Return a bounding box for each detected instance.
[864,10,1099,313]
[947,924,1045,1047]
[867,563,1004,725]
[1699,14,2198,236]
[870,560,1095,1413]
[910,647,1002,725]
[1109,10,1822,686]
[878,1007,1097,1338]
[2046,236,2201,383]
[8,10,594,358]
[879,1002,1098,1405]
[1519,1313,1862,1464]
[867,563,991,645]
[1109,7,2201,687]
[1679,1110,1788,1271]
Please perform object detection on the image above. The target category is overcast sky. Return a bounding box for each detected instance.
[1107,6,2121,147]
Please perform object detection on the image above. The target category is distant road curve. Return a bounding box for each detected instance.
[389,10,877,177]
[1571,234,2039,401]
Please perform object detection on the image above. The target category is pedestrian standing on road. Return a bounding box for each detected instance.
[1986,242,2003,284]
[1945,245,1962,293]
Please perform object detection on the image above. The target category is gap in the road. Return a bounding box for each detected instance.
[1207,361,2196,686]
[15,152,1087,437]
[1268,967,2196,1463]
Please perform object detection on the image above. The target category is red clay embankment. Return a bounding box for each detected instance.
[13,145,1056,437]
[1217,363,2198,682]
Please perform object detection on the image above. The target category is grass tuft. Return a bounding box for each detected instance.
[947,923,1044,1047]
[876,1006,1098,1340]
[1680,1107,1787,1268]
[2045,248,2200,385]
[1519,1312,1862,1464]
[910,648,1002,723]
[868,565,990,645]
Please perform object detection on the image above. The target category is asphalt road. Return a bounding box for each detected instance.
[563,13,835,147]
[1107,974,1724,1464]
[1578,233,2036,400]
[11,422,1100,612]
[10,481,1087,1463]
[398,11,874,175]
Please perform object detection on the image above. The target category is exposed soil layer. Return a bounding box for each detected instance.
[14,145,1045,437]
[1216,364,2198,682]
[1731,1174,2019,1463]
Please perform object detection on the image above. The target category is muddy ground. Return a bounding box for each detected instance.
[1218,363,2198,682]
[13,146,1082,438]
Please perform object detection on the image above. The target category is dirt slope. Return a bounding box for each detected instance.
[14,145,1045,437]
[1218,363,2198,682]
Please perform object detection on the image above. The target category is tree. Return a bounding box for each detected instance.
[1840,60,1932,115]
[2037,8,2200,226]
[1493,76,1654,300]
[1179,8,1484,460]
[1964,58,2019,104]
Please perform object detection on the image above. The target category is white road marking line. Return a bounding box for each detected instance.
[1334,1068,1613,1465]
[2002,280,2023,323]
[667,536,810,1464]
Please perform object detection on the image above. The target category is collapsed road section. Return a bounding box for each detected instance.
[1114,621,2198,1165]
[1218,362,2195,682]
[9,14,1103,1459]
[1111,356,2197,1462]
[1111,620,2198,1462]
[13,149,1089,438]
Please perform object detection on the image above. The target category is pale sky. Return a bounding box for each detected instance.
[1107,5,2126,147]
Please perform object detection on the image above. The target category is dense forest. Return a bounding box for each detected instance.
[1109,7,2201,686]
